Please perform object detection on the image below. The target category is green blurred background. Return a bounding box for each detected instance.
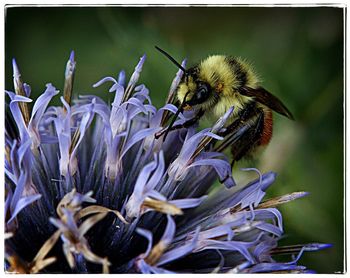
[5,6,344,273]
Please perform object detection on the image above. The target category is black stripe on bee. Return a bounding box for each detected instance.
[225,57,248,88]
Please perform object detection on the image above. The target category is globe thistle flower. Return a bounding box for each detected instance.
[5,51,331,274]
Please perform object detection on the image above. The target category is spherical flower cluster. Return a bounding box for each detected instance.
[5,51,330,274]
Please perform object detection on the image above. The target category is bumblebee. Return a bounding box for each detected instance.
[155,46,294,166]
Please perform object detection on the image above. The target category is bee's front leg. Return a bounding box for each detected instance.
[155,109,204,139]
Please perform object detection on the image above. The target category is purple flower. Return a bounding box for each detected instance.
[5,51,330,274]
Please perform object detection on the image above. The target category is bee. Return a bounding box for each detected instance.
[155,46,294,166]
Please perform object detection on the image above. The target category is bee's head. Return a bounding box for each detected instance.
[177,72,213,111]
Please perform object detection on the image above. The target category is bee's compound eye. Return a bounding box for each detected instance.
[186,82,211,106]
[196,82,211,102]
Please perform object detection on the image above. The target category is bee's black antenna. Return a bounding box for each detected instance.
[155,46,187,74]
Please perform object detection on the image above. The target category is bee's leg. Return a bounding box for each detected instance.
[215,104,259,152]
[155,109,204,139]
[219,174,230,184]
[214,108,264,168]
[230,111,265,163]
[160,100,181,126]
[217,102,257,137]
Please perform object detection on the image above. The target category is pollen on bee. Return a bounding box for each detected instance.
[215,83,224,93]
[183,104,192,111]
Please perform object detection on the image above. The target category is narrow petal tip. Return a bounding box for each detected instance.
[290,191,310,200]
[12,58,20,78]
[310,243,333,251]
[136,54,146,71]
[69,50,75,63]
[300,243,333,252]
[117,70,126,86]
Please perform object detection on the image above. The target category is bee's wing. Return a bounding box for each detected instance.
[239,86,294,120]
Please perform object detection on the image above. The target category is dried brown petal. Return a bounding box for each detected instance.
[80,244,111,272]
[33,230,61,262]
[76,205,128,224]
[78,212,108,237]
[257,192,308,209]
[144,241,167,266]
[31,257,57,273]
[63,243,75,269]
[143,197,183,216]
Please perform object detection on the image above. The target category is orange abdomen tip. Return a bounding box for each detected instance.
[259,109,273,146]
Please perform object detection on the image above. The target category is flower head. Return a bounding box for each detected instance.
[5,51,330,273]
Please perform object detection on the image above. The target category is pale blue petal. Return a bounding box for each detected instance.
[198,223,236,241]
[110,82,124,106]
[157,227,200,266]
[144,104,157,115]
[12,58,21,79]
[255,222,282,237]
[17,139,32,166]
[303,243,333,251]
[121,127,161,159]
[240,188,266,208]
[23,83,31,97]
[253,238,277,262]
[10,171,28,215]
[127,54,146,89]
[70,102,96,157]
[136,228,153,257]
[147,190,167,201]
[189,158,235,188]
[171,128,211,168]
[7,91,32,140]
[117,70,126,87]
[125,97,147,114]
[8,194,41,223]
[28,83,59,146]
[137,259,152,274]
[248,263,306,273]
[254,208,283,232]
[161,215,176,245]
[196,239,256,263]
[133,160,157,197]
[92,76,117,88]
[211,106,235,133]
[169,196,207,209]
[145,151,165,191]
[40,135,58,144]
